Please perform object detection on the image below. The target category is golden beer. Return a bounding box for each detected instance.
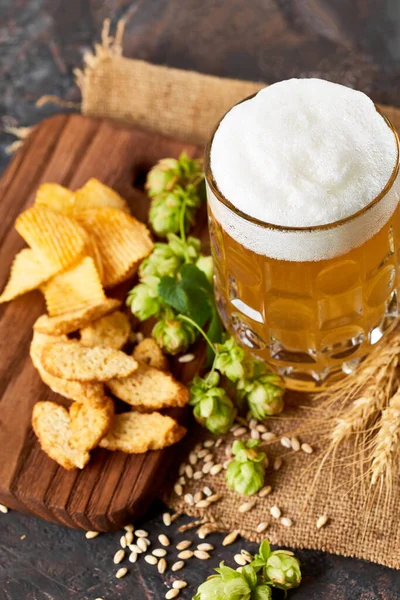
[205,87,400,392]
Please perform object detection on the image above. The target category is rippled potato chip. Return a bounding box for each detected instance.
[35,183,75,216]
[74,178,130,213]
[33,298,121,335]
[75,208,153,287]
[0,249,58,303]
[15,206,87,271]
[42,256,105,317]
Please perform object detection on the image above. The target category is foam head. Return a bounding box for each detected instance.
[207,78,399,261]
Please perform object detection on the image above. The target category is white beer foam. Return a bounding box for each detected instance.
[208,78,399,261]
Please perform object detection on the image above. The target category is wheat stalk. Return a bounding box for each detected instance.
[370,389,400,487]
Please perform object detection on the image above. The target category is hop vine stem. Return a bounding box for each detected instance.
[178,314,217,357]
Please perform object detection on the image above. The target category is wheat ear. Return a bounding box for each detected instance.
[370,389,400,487]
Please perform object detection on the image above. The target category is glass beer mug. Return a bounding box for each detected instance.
[205,80,400,392]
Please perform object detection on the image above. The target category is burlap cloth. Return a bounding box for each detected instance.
[75,21,400,569]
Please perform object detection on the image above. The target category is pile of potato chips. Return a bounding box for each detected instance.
[1,179,188,469]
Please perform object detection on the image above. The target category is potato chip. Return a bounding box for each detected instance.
[15,206,87,271]
[75,207,154,287]
[74,178,130,213]
[84,233,104,283]
[0,248,58,303]
[69,397,114,452]
[35,183,75,215]
[99,411,186,453]
[42,256,105,317]
[80,310,131,350]
[41,342,138,382]
[33,298,121,335]
[32,401,90,469]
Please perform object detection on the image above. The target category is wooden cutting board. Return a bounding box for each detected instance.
[0,114,205,531]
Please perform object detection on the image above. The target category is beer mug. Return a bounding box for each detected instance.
[205,81,400,392]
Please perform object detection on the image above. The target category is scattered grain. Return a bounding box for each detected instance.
[225,445,233,457]
[194,550,210,560]
[184,493,194,506]
[316,514,329,529]
[129,543,142,554]
[158,558,167,574]
[251,429,261,440]
[124,524,134,532]
[135,529,149,538]
[174,483,183,496]
[144,555,158,565]
[178,550,193,560]
[165,589,180,599]
[85,531,99,539]
[233,426,247,437]
[159,534,171,547]
[280,436,291,449]
[241,549,253,563]
[129,551,138,563]
[193,471,203,480]
[256,522,268,533]
[172,580,188,589]
[238,500,256,513]
[215,438,223,448]
[113,549,125,564]
[210,464,223,476]
[203,440,214,448]
[197,449,207,459]
[120,535,127,549]
[136,538,148,552]
[185,465,194,479]
[171,560,185,572]
[203,486,213,497]
[178,463,186,476]
[291,437,301,452]
[189,452,198,465]
[223,459,231,469]
[249,418,258,429]
[176,540,192,550]
[301,443,314,454]
[258,485,272,498]
[256,424,267,433]
[202,461,214,474]
[234,553,247,566]
[115,567,128,579]
[197,543,214,551]
[178,476,186,485]
[281,517,293,527]
[153,548,167,557]
[273,457,283,470]
[222,531,239,546]
[195,500,210,509]
[125,530,134,545]
[194,491,204,503]
[207,494,222,504]
[178,353,195,363]
[270,505,281,519]
[261,432,276,442]
[163,512,172,527]
[20,535,26,540]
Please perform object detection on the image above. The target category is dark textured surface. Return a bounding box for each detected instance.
[1,1,400,598]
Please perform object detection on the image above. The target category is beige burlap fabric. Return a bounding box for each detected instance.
[76,21,400,569]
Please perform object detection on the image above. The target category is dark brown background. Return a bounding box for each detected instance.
[1,1,400,599]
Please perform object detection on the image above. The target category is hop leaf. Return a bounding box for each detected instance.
[126,276,162,321]
[152,309,197,355]
[265,551,302,590]
[190,374,237,435]
[238,368,284,420]
[214,336,245,382]
[139,243,183,279]
[226,440,266,496]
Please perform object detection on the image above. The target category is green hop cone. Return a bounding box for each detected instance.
[226,440,266,496]
[126,276,162,321]
[238,369,284,420]
[139,243,182,279]
[214,336,245,382]
[193,563,252,600]
[148,191,184,237]
[145,158,180,197]
[190,373,237,435]
[196,255,214,283]
[167,233,201,262]
[265,551,302,591]
[152,310,197,355]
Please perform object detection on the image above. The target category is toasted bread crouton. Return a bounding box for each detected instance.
[80,311,131,350]
[133,337,169,371]
[32,401,90,469]
[33,298,121,335]
[107,364,188,411]
[69,397,114,451]
[41,342,138,382]
[99,411,186,453]
[30,331,104,402]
